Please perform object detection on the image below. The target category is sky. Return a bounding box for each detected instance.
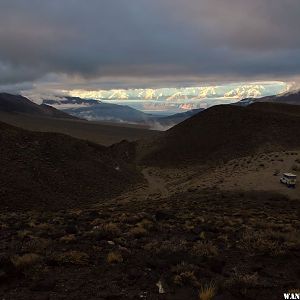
[0,0,300,101]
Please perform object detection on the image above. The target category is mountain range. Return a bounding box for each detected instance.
[43,96,204,128]
[69,83,287,102]
[64,82,288,112]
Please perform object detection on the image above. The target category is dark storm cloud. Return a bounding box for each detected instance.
[0,0,300,86]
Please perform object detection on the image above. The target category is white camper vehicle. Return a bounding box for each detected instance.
[280,173,297,188]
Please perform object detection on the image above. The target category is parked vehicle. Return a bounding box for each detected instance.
[280,173,297,188]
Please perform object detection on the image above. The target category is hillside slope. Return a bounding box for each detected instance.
[150,108,205,128]
[0,121,141,211]
[138,103,300,166]
[0,93,79,120]
[43,97,154,123]
[0,111,159,146]
[238,90,300,106]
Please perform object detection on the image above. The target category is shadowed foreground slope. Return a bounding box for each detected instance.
[0,121,141,211]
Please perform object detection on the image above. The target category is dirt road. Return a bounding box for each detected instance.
[141,168,169,198]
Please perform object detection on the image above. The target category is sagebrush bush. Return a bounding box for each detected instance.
[107,251,123,264]
[192,241,218,257]
[12,253,42,269]
[199,282,216,300]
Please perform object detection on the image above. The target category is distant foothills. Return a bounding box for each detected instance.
[0,88,299,130]
[42,88,299,126]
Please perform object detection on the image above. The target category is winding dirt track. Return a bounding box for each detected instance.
[141,168,169,198]
[100,168,169,206]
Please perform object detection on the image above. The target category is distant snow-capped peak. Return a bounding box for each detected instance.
[224,85,266,99]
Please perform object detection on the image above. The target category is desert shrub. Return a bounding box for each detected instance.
[23,237,51,254]
[35,223,54,231]
[171,262,199,274]
[172,262,199,287]
[225,270,258,289]
[129,226,148,238]
[137,219,154,230]
[174,271,198,287]
[267,230,300,250]
[238,230,285,256]
[107,251,123,264]
[93,222,121,239]
[56,251,89,265]
[144,239,187,254]
[191,241,218,257]
[17,230,32,239]
[12,253,42,270]
[90,218,104,226]
[28,222,53,231]
[60,234,76,243]
[199,282,216,300]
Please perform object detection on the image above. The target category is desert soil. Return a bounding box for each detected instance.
[0,150,299,300]
[153,150,300,200]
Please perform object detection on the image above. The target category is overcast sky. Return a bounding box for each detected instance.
[0,0,300,93]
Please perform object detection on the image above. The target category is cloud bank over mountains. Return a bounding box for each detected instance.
[0,0,300,92]
[31,81,288,114]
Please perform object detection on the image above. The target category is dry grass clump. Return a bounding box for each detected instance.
[90,218,104,226]
[24,237,51,254]
[144,239,187,254]
[137,219,154,230]
[267,230,300,250]
[174,271,198,287]
[129,226,148,238]
[93,222,121,239]
[172,262,199,287]
[28,222,53,231]
[225,270,259,289]
[103,222,121,235]
[56,251,89,265]
[17,230,32,239]
[199,282,216,300]
[191,241,218,257]
[235,273,258,286]
[238,229,296,255]
[171,262,199,274]
[107,251,123,264]
[12,253,42,270]
[60,234,76,243]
